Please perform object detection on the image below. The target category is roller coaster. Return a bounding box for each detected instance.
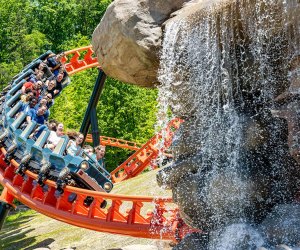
[0,45,197,242]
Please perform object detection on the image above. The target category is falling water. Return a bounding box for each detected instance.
[158,0,299,248]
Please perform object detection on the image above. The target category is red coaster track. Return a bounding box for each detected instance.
[86,135,142,151]
[110,118,182,183]
[62,46,100,75]
[0,46,197,241]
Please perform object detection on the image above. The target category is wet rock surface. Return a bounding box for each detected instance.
[173,232,209,250]
[260,204,300,247]
[157,0,300,249]
[208,223,265,250]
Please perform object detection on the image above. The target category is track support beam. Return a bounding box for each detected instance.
[80,68,106,147]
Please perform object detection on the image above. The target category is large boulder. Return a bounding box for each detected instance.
[92,0,191,87]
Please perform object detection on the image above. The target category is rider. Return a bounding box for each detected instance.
[66,132,84,156]
[94,145,106,171]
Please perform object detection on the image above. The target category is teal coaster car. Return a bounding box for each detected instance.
[55,152,113,194]
[0,51,113,208]
[28,132,114,196]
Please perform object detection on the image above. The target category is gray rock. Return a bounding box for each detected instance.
[92,0,190,87]
[260,204,300,246]
[156,153,201,190]
[275,245,293,250]
[172,167,256,231]
[208,223,264,250]
[173,232,209,250]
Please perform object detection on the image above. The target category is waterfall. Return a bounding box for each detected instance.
[158,0,300,248]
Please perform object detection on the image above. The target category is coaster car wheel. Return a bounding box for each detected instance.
[38,161,51,187]
[16,154,32,176]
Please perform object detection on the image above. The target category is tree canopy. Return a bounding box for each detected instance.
[0,0,158,172]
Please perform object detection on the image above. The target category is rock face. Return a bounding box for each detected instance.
[260,203,300,246]
[156,0,300,248]
[92,0,191,87]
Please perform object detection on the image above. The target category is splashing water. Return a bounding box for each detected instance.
[157,0,300,248]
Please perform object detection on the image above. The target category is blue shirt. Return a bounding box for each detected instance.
[98,158,106,170]
[47,57,60,76]
[26,108,46,125]
[47,57,59,68]
[19,103,29,113]
[34,104,49,120]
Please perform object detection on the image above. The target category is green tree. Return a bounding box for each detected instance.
[0,0,158,173]
[75,0,112,37]
[0,0,50,87]
[51,69,158,171]
[31,0,77,49]
[0,61,23,88]
[31,0,112,51]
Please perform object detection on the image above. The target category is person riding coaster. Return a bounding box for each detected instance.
[0,51,114,209]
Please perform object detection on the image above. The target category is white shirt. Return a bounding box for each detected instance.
[48,131,62,146]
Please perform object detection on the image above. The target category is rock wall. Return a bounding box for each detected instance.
[157,0,300,248]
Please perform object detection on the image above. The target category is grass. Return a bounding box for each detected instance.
[1,210,39,250]
[0,169,173,250]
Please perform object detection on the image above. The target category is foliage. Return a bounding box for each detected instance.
[0,1,51,87]
[0,0,34,63]
[52,70,158,171]
[31,0,112,51]
[0,0,112,85]
[5,209,36,224]
[0,0,158,172]
[0,61,23,89]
